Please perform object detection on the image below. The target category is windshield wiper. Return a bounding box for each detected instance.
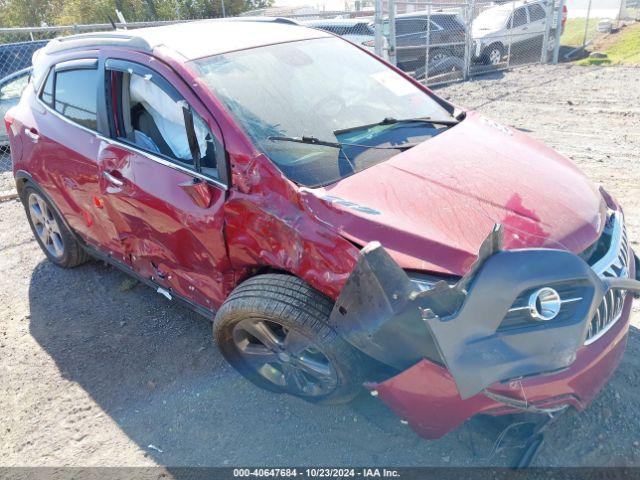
[334,116,459,135]
[268,135,419,151]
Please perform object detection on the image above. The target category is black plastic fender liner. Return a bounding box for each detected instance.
[329,229,640,400]
[327,241,456,370]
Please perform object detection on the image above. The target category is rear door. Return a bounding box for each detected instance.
[97,55,231,311]
[20,58,125,255]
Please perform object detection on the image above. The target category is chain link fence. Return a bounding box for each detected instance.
[0,1,637,176]
[0,20,192,175]
[561,0,639,57]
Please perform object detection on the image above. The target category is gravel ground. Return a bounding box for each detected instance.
[1,64,639,469]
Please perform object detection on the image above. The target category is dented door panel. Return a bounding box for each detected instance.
[98,141,230,309]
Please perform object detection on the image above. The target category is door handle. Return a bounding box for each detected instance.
[102,171,124,187]
[24,127,39,142]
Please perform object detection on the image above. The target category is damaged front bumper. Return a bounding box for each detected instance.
[329,219,640,439]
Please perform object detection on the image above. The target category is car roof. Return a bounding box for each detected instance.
[41,19,332,61]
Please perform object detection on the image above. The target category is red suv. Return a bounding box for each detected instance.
[5,19,640,440]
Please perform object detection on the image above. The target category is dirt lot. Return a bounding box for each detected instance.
[1,64,640,468]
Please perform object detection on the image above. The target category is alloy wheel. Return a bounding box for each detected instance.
[489,48,502,65]
[232,318,338,397]
[28,192,64,258]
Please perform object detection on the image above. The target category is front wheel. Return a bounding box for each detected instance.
[483,43,504,66]
[213,274,367,404]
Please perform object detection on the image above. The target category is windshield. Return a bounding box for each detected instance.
[192,37,455,187]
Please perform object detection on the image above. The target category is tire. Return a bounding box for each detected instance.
[21,184,89,268]
[413,49,450,80]
[483,43,504,66]
[214,273,368,405]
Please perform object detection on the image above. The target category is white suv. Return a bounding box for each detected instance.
[472,0,564,65]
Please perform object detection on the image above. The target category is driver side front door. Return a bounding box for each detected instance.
[97,55,232,313]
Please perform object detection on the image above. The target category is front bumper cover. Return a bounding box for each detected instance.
[329,224,640,401]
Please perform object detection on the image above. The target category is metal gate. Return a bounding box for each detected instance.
[376,0,565,85]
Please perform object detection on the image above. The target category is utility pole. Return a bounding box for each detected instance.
[221,0,226,17]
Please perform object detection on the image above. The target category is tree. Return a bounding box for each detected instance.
[0,0,276,28]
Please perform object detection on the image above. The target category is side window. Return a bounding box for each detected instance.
[528,4,546,21]
[396,19,428,37]
[54,68,98,130]
[40,69,54,108]
[510,8,528,27]
[109,68,220,178]
[428,20,444,32]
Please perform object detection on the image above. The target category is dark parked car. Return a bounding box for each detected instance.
[384,11,467,76]
[0,67,31,148]
[301,18,390,60]
[5,20,640,440]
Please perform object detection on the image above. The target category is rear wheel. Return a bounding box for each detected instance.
[214,274,367,404]
[21,184,89,268]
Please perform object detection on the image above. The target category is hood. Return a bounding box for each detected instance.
[471,10,509,38]
[301,111,606,276]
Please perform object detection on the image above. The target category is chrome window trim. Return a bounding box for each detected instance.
[35,68,228,191]
[36,91,100,137]
[97,135,228,191]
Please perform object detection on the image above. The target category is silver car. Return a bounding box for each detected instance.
[0,68,31,147]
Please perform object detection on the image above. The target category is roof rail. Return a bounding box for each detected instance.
[43,31,152,55]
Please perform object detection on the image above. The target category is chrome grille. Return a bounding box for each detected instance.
[585,212,630,345]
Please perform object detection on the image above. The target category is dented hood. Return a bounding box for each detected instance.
[306,111,606,276]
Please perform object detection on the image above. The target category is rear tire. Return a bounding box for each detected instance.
[214,274,367,405]
[21,184,89,268]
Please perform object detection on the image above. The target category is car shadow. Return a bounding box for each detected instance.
[27,258,640,468]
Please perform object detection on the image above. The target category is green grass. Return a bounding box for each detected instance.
[561,17,604,46]
[576,23,640,65]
